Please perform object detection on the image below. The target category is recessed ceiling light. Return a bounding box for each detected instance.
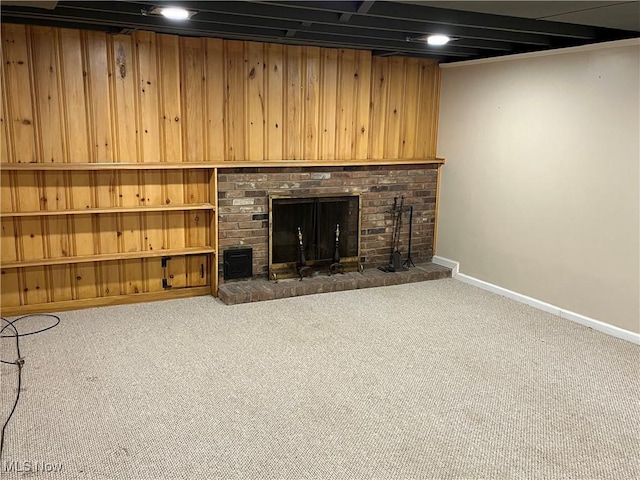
[160,7,190,20]
[148,6,196,20]
[427,34,450,46]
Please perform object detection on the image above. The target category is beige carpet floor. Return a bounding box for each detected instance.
[1,278,638,480]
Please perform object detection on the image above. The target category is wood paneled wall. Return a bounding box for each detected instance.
[0,24,441,314]
[1,24,440,164]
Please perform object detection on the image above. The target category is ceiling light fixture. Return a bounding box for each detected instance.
[147,6,196,20]
[160,7,190,20]
[426,34,450,46]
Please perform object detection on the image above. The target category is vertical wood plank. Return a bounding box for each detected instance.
[122,259,144,294]
[69,172,93,209]
[2,24,37,163]
[41,172,68,211]
[71,215,94,255]
[97,214,119,254]
[181,37,206,162]
[210,168,218,295]
[164,171,184,206]
[100,260,121,297]
[121,212,142,252]
[401,58,421,159]
[144,258,164,293]
[246,42,265,161]
[0,85,11,163]
[265,43,283,161]
[111,34,139,163]
[49,265,73,302]
[354,50,371,160]
[59,28,90,163]
[94,170,119,207]
[14,172,41,212]
[145,212,164,251]
[166,212,186,249]
[119,171,141,207]
[46,215,70,257]
[29,27,65,163]
[319,48,338,160]
[0,269,21,307]
[142,171,163,206]
[135,31,161,163]
[84,31,113,162]
[19,217,45,261]
[368,57,388,159]
[1,218,18,263]
[97,213,120,297]
[1,171,14,213]
[157,34,182,163]
[225,40,245,161]
[285,45,303,160]
[22,267,48,304]
[303,46,320,160]
[335,49,356,160]
[74,263,98,299]
[205,38,225,162]
[416,61,439,158]
[30,26,65,164]
[384,57,406,159]
[431,64,442,158]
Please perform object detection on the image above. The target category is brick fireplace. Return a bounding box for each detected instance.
[217,164,438,283]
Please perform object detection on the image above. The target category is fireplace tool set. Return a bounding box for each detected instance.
[296,224,344,280]
[379,196,415,273]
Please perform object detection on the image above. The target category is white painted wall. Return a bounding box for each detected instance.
[436,40,640,334]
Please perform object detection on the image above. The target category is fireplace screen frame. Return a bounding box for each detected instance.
[268,193,362,280]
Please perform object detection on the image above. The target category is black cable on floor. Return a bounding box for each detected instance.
[0,314,60,461]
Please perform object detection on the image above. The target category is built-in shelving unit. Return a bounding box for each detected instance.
[0,163,219,316]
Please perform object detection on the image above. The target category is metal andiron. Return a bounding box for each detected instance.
[329,223,344,275]
[296,227,312,280]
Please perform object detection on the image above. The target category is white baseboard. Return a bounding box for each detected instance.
[432,255,459,276]
[432,256,640,345]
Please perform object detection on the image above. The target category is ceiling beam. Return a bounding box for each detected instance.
[340,0,376,23]
[129,0,555,45]
[3,3,516,53]
[0,12,464,61]
[263,0,599,39]
[1,10,475,58]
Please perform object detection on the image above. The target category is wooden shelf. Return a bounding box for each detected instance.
[0,286,211,317]
[0,203,216,218]
[1,162,217,170]
[1,246,216,269]
[0,158,444,171]
[213,158,446,167]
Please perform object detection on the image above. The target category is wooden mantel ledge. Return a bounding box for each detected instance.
[0,158,445,170]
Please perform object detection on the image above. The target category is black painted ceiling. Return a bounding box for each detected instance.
[1,1,638,63]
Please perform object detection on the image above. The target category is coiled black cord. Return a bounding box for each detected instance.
[0,314,60,461]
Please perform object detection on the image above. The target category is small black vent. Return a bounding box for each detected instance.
[223,247,253,280]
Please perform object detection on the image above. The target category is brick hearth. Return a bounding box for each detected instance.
[218,262,451,305]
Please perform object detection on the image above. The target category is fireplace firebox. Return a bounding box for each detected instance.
[269,195,361,279]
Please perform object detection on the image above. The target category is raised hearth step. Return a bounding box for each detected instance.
[218,262,451,305]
